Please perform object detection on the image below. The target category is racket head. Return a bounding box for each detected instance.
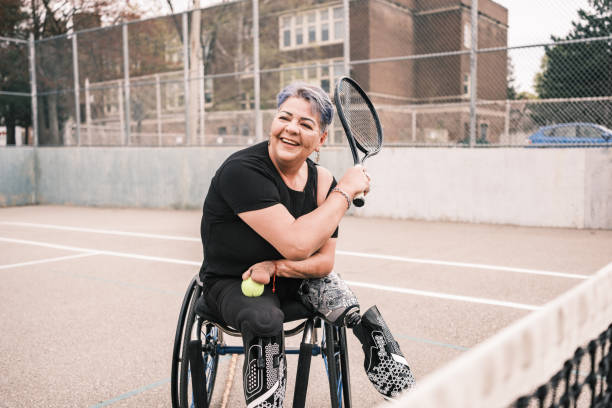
[333,76,384,164]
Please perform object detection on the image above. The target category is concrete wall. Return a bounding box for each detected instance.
[2,146,611,229]
[0,147,36,206]
[322,147,612,229]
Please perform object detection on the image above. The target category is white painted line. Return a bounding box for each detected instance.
[0,237,201,266]
[0,221,199,242]
[345,280,541,311]
[337,250,588,280]
[0,236,543,310]
[0,252,99,270]
[0,222,586,279]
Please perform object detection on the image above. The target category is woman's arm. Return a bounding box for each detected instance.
[239,165,365,261]
[242,238,336,284]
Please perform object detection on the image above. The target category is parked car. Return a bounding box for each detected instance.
[528,123,612,145]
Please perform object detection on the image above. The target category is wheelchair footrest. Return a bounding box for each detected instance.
[187,339,208,408]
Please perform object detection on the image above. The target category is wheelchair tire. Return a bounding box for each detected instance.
[179,289,222,408]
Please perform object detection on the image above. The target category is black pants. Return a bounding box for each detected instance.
[204,277,302,338]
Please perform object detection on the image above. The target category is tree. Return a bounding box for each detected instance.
[0,0,32,145]
[533,0,611,126]
[19,0,147,145]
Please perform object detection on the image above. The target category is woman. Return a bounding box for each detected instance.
[199,82,414,407]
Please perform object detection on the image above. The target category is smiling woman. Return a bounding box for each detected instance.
[197,82,413,407]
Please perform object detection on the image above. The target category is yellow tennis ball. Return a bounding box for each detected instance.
[241,277,264,297]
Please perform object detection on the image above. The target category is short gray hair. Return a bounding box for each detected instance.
[276,82,333,132]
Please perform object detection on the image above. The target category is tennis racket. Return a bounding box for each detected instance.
[333,76,383,207]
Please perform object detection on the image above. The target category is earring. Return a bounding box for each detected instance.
[315,150,320,163]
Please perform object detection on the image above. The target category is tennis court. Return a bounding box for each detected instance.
[1,205,611,407]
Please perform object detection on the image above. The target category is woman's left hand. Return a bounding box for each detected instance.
[242,261,277,284]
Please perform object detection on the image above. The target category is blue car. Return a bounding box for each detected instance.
[528,123,612,146]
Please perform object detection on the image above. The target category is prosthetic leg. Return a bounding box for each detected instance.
[352,305,416,398]
[242,333,287,408]
[298,271,361,327]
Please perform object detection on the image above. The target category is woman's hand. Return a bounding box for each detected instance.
[337,165,371,199]
[242,260,276,284]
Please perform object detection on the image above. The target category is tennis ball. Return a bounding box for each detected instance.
[241,277,264,297]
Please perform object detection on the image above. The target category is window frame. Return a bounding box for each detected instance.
[279,5,345,51]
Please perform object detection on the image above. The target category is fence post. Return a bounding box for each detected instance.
[469,0,478,147]
[28,33,38,147]
[343,0,350,76]
[85,78,92,144]
[72,33,81,146]
[183,12,190,145]
[122,23,131,145]
[253,0,262,142]
[504,99,510,144]
[156,74,162,146]
[412,110,417,142]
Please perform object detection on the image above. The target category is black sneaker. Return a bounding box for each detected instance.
[243,336,287,408]
[353,306,416,398]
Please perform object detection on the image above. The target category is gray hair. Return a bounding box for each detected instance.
[276,82,334,132]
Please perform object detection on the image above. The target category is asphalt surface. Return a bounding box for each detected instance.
[1,205,611,407]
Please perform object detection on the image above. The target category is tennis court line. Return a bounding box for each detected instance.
[0,237,200,266]
[0,221,586,280]
[0,252,99,270]
[0,236,541,310]
[345,280,540,311]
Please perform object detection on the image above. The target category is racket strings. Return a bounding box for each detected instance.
[337,84,380,152]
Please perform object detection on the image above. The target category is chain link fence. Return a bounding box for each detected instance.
[1,0,610,147]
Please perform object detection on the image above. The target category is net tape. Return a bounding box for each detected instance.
[382,262,612,408]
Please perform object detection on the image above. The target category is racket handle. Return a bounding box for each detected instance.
[353,192,365,207]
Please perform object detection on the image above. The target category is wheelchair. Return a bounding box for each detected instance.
[171,275,353,408]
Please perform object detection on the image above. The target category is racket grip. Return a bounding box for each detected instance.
[353,192,365,207]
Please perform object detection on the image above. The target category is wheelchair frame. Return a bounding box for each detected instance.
[171,275,353,408]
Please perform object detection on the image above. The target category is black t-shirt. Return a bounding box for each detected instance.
[199,141,338,283]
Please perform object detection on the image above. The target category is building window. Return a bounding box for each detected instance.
[463,74,470,96]
[463,23,471,49]
[279,5,345,50]
[204,77,213,106]
[280,58,344,93]
[479,123,488,141]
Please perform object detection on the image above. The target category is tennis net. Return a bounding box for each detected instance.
[383,262,612,408]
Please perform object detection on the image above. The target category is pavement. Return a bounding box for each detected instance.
[1,205,611,407]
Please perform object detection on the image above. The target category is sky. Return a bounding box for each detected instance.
[157,0,592,93]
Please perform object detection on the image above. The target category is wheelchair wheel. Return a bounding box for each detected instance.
[322,323,352,408]
[171,277,223,408]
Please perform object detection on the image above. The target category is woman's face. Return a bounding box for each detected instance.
[268,96,327,167]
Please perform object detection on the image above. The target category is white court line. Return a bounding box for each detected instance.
[0,236,542,310]
[0,237,200,266]
[345,280,540,311]
[0,221,586,280]
[0,252,99,270]
[0,221,197,241]
[335,250,588,280]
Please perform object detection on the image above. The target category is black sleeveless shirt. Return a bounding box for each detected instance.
[199,141,337,283]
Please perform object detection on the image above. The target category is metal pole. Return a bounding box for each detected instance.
[85,78,92,144]
[72,33,81,146]
[199,62,205,145]
[29,33,38,147]
[411,110,417,142]
[343,0,350,76]
[122,23,131,145]
[253,0,262,141]
[504,99,510,144]
[469,0,478,147]
[183,12,190,145]
[156,74,162,146]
